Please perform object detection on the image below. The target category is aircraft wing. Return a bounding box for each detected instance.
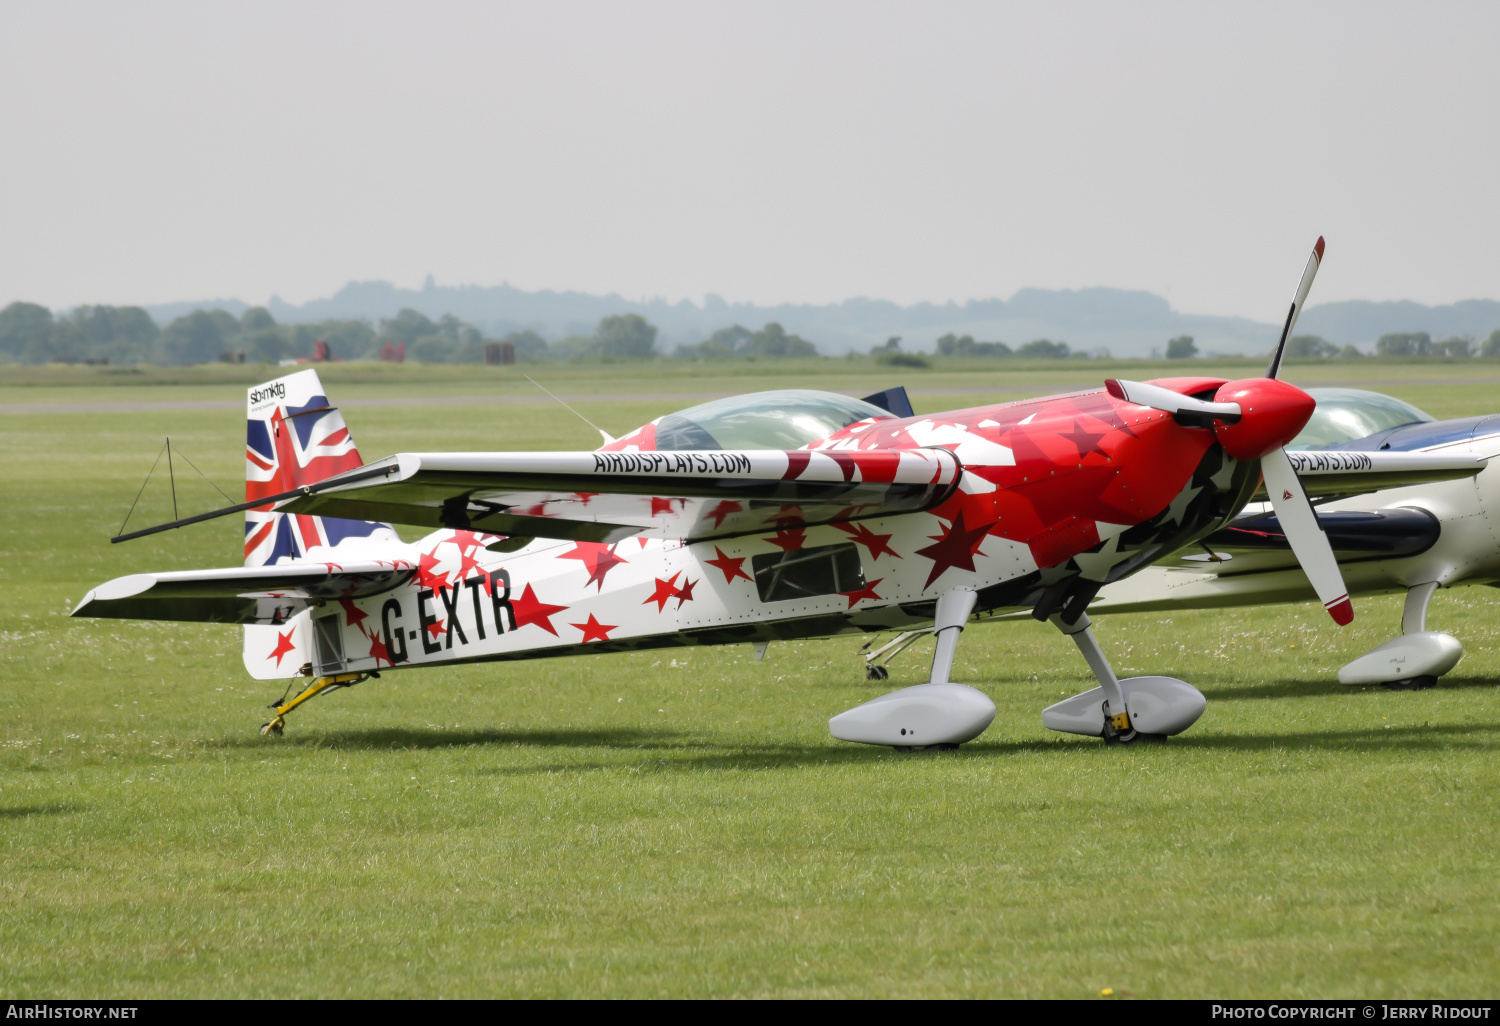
[1259,450,1484,501]
[72,560,416,624]
[273,448,962,543]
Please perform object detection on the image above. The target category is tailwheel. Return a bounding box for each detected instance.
[258,672,369,737]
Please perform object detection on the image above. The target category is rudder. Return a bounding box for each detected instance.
[243,368,397,566]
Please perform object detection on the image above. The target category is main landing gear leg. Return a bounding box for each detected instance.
[1042,612,1206,742]
[1050,613,1134,741]
[260,672,370,736]
[829,586,996,749]
[1336,581,1461,689]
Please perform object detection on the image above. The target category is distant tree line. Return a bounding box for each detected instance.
[10,296,1500,366]
[1158,331,1500,361]
[933,333,1080,359]
[0,300,833,366]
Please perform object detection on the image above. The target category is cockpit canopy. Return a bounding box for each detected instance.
[1288,388,1434,449]
[654,389,893,450]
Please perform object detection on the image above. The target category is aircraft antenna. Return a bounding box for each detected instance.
[117,440,169,537]
[166,438,179,520]
[523,375,616,444]
[173,448,237,505]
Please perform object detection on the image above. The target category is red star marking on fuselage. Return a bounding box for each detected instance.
[339,600,368,631]
[839,578,884,608]
[509,583,568,636]
[558,542,628,591]
[457,546,484,582]
[417,550,448,590]
[644,572,683,612]
[769,505,805,527]
[1059,420,1108,460]
[425,618,446,642]
[705,500,743,529]
[915,510,996,589]
[266,629,297,667]
[448,530,497,554]
[570,614,618,643]
[706,546,753,584]
[321,562,344,573]
[365,628,392,668]
[834,522,900,560]
[765,528,806,551]
[674,577,698,608]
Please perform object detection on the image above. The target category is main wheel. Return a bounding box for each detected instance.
[1382,675,1438,691]
[1103,730,1166,745]
[865,664,889,681]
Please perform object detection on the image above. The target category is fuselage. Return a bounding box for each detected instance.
[247,378,1268,680]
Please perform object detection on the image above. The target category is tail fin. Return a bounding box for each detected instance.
[243,368,398,566]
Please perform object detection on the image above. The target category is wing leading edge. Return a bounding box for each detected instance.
[275,448,963,543]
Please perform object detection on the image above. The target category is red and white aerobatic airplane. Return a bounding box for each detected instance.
[74,240,1480,747]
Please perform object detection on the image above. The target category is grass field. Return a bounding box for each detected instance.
[2,359,1497,998]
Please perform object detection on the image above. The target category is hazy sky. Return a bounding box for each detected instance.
[2,1,1496,318]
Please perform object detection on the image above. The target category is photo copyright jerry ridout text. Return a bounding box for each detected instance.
[1212,1008,1491,1020]
[6,1008,137,1020]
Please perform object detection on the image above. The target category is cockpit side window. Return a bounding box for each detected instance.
[654,389,892,451]
[1288,388,1434,449]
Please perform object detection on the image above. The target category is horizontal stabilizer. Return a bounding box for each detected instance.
[276,448,962,542]
[72,560,415,625]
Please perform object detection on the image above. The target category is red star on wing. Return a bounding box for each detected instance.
[644,572,682,612]
[575,492,599,506]
[510,583,568,636]
[416,549,449,589]
[339,600,368,631]
[768,505,805,527]
[425,618,446,642]
[914,510,996,588]
[266,629,297,667]
[705,500,742,529]
[570,614,618,643]
[674,577,698,608]
[558,542,628,591]
[321,561,344,572]
[706,546,753,584]
[649,496,683,517]
[834,522,900,560]
[764,528,806,551]
[839,578,884,608]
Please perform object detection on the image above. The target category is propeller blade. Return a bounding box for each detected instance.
[1264,236,1325,380]
[1105,378,1242,424]
[1261,446,1353,625]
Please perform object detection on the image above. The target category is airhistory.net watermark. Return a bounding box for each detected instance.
[5,1007,137,1020]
